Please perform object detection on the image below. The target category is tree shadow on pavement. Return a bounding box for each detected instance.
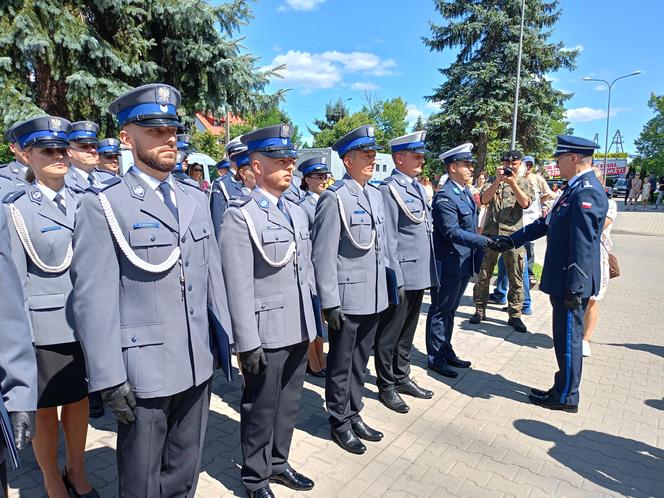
[514,419,664,498]
[607,343,664,359]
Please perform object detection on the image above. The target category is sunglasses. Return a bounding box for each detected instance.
[193,168,203,172]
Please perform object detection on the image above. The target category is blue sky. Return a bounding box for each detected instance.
[231,0,663,154]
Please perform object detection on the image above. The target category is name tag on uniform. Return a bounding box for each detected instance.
[405,199,414,203]
[132,222,160,229]
[40,226,62,233]
[353,210,366,214]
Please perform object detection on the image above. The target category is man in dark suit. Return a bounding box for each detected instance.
[427,144,495,378]
[493,135,608,412]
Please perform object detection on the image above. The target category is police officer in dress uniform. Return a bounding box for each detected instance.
[210,137,247,237]
[0,206,37,498]
[374,132,437,413]
[220,124,316,498]
[493,135,608,412]
[0,120,31,182]
[471,150,534,333]
[311,125,389,454]
[97,138,122,176]
[296,157,330,227]
[427,144,496,378]
[3,116,99,497]
[173,134,201,189]
[70,83,232,497]
[65,121,115,189]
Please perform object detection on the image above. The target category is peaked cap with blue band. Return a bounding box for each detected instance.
[332,125,382,158]
[216,158,231,170]
[97,138,121,155]
[553,134,600,157]
[439,143,475,165]
[225,136,247,159]
[388,131,428,154]
[234,150,250,168]
[298,156,330,176]
[109,83,183,129]
[5,118,32,144]
[68,121,99,144]
[177,133,192,152]
[241,124,297,158]
[12,116,71,149]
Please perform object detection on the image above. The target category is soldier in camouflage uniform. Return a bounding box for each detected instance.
[470,150,534,333]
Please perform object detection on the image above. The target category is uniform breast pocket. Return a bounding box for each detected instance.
[129,227,174,263]
[189,221,211,267]
[261,227,292,262]
[297,229,311,259]
[350,213,372,244]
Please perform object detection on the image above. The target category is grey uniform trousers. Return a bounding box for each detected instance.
[326,313,380,432]
[374,289,424,391]
[117,379,212,498]
[241,341,308,492]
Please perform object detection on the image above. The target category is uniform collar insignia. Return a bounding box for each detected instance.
[30,190,43,203]
[396,177,406,185]
[349,187,357,194]
[452,187,460,194]
[177,182,186,192]
[131,185,145,198]
[258,198,269,209]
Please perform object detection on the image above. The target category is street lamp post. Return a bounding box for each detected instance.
[510,0,527,150]
[582,71,641,184]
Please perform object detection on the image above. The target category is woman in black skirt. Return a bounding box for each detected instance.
[4,117,98,498]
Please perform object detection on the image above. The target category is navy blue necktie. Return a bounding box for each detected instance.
[277,197,292,226]
[158,182,178,220]
[54,193,66,216]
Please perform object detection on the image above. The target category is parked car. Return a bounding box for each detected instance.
[612,178,628,198]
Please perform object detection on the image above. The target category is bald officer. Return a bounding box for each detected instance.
[374,131,437,413]
[0,121,30,181]
[65,121,114,189]
[0,207,37,498]
[493,135,608,412]
[71,83,232,496]
[220,124,316,498]
[312,125,389,454]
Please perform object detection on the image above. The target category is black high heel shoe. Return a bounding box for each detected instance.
[62,469,100,498]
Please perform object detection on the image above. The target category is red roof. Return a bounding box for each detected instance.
[195,112,245,136]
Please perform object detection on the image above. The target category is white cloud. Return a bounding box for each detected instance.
[424,101,443,111]
[406,104,424,126]
[351,82,379,91]
[561,44,584,53]
[594,84,607,91]
[265,50,397,92]
[564,106,630,123]
[280,0,326,11]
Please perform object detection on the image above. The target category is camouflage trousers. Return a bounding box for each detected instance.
[473,246,525,318]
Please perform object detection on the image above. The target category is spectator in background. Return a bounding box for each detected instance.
[583,167,618,357]
[639,178,651,210]
[654,176,664,209]
[648,172,657,200]
[627,173,642,210]
[624,170,635,206]
[188,162,210,192]
[421,175,435,204]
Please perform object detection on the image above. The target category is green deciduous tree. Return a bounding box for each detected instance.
[635,93,664,175]
[424,0,577,173]
[0,0,280,138]
[229,106,302,148]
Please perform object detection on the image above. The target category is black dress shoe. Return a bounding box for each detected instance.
[306,367,327,378]
[447,357,471,369]
[528,394,578,413]
[508,316,528,333]
[88,393,105,419]
[379,389,409,413]
[350,420,383,442]
[270,468,315,491]
[331,429,366,454]
[395,380,433,399]
[62,471,100,498]
[248,486,275,498]
[469,311,485,324]
[530,387,550,398]
[428,363,458,379]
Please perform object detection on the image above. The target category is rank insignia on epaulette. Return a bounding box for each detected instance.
[583,179,592,188]
[131,185,145,198]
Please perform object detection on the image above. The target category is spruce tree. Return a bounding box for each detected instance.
[423,0,578,172]
[0,0,280,136]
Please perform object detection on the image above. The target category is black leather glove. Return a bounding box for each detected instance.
[564,291,583,311]
[239,346,267,376]
[397,286,406,303]
[101,381,136,425]
[490,235,515,252]
[323,306,346,330]
[10,411,35,451]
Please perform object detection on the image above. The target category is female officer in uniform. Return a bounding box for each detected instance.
[297,157,330,377]
[3,117,98,498]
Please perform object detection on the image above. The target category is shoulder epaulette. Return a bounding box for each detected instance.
[380,176,396,186]
[327,181,344,192]
[366,182,379,190]
[228,195,252,208]
[86,176,121,195]
[2,190,26,204]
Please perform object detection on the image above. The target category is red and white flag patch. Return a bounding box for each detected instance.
[581,202,592,209]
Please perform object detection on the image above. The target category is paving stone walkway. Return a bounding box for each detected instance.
[9,209,664,497]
